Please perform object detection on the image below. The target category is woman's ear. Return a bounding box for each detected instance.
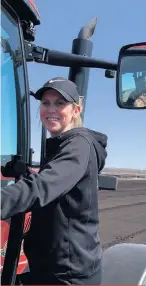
[73,104,81,119]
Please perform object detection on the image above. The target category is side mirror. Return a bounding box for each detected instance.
[116,42,146,109]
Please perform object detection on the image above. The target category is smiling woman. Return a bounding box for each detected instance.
[1,75,108,285]
[40,90,81,136]
[36,77,83,137]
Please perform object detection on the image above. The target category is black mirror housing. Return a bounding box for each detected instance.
[116,42,146,110]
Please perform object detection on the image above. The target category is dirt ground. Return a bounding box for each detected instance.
[98,179,146,250]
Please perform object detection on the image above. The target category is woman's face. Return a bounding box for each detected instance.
[40,89,80,136]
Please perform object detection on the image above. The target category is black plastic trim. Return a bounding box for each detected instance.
[116,42,146,110]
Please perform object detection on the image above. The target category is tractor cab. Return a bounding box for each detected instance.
[1,0,146,285]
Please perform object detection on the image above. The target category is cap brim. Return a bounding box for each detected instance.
[35,87,74,103]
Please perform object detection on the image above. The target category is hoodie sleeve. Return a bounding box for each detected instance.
[1,135,91,220]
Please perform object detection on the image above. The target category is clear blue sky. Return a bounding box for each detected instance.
[27,0,146,169]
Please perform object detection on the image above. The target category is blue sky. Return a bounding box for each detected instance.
[27,0,146,169]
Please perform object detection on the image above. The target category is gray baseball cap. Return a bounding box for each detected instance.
[35,77,80,104]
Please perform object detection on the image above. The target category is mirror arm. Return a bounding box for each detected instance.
[24,40,117,70]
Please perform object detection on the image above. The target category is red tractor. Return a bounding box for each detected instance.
[1,0,146,284]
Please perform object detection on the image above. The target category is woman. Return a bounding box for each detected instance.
[1,77,108,285]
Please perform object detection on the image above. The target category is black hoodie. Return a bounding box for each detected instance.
[1,127,107,280]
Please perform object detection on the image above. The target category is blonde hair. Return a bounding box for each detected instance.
[72,96,84,128]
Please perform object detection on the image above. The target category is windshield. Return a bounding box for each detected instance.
[1,9,18,166]
[1,5,28,170]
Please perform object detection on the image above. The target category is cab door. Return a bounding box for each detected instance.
[1,1,31,284]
